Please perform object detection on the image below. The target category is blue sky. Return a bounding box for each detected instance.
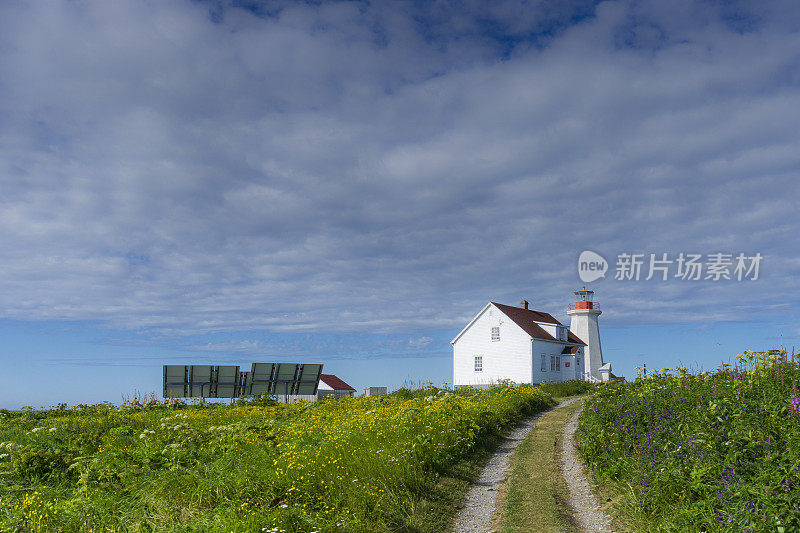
[1,0,799,409]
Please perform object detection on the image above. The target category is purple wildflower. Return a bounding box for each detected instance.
[791,396,800,414]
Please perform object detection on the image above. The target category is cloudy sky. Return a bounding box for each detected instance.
[1,0,799,408]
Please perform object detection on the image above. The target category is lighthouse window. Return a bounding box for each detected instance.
[474,355,483,372]
[491,327,500,341]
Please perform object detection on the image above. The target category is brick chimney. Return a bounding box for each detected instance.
[520,300,529,310]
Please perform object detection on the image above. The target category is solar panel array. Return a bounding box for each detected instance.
[241,362,323,397]
[162,363,323,399]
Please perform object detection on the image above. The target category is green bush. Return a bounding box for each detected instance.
[538,379,597,398]
[11,445,77,482]
[576,351,800,531]
[235,392,278,406]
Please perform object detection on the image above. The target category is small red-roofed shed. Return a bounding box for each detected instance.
[317,374,356,398]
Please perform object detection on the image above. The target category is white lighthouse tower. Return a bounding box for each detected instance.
[567,288,605,382]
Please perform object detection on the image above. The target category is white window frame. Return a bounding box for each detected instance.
[491,326,500,342]
[550,356,556,372]
[474,355,483,372]
[541,353,547,372]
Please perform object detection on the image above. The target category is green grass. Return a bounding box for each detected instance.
[537,380,597,400]
[576,350,800,531]
[0,385,555,532]
[497,399,584,533]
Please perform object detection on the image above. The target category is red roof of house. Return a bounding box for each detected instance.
[320,374,356,391]
[492,302,587,346]
[561,345,580,354]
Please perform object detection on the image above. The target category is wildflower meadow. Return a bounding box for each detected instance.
[577,350,800,532]
[0,384,555,532]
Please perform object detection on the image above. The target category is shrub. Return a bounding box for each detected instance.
[538,379,596,398]
[235,393,278,407]
[11,445,77,482]
[576,350,800,531]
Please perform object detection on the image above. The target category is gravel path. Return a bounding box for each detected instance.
[451,397,582,533]
[561,407,613,532]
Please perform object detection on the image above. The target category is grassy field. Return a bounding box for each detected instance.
[576,350,800,532]
[0,384,555,532]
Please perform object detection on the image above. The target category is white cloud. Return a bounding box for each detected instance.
[408,336,434,349]
[0,0,798,338]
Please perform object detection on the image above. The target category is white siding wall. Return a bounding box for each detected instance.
[317,390,353,399]
[539,323,557,337]
[531,339,575,384]
[453,304,532,386]
[560,355,577,381]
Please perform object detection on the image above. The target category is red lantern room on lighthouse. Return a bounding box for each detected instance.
[572,288,596,310]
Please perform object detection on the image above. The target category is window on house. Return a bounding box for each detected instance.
[550,356,556,372]
[541,353,547,372]
[556,356,561,371]
[474,355,483,372]
[558,326,567,341]
[491,326,500,341]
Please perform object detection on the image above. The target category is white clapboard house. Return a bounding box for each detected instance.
[452,291,610,387]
